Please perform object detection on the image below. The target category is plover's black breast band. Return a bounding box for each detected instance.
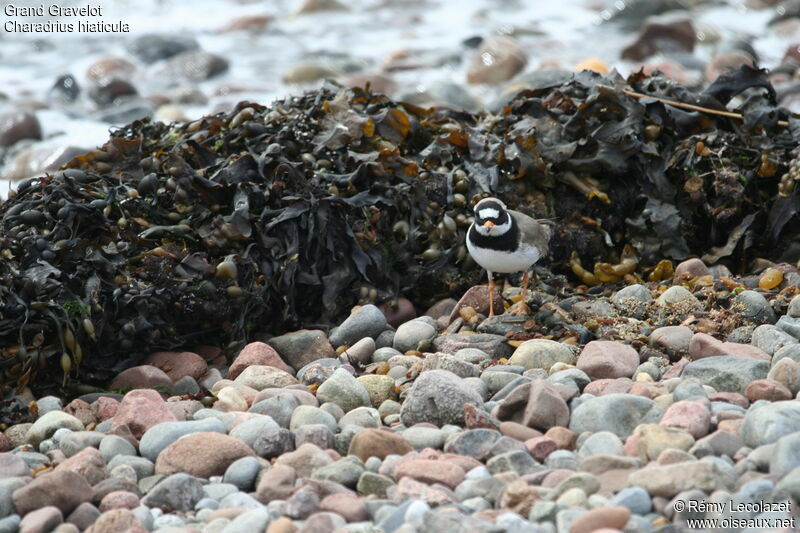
[467,218,520,252]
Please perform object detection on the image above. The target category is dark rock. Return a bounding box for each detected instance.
[0,111,42,147]
[48,74,80,103]
[622,18,696,61]
[268,330,337,371]
[252,428,296,459]
[127,33,199,63]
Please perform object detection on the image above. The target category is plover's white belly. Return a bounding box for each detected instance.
[467,239,540,274]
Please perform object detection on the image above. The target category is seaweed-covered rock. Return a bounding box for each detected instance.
[2,66,800,395]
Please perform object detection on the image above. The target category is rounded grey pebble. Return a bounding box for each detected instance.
[726,325,755,344]
[174,375,201,396]
[312,457,365,488]
[375,330,395,350]
[294,423,335,450]
[0,516,21,533]
[51,427,73,444]
[316,368,372,413]
[60,431,105,457]
[777,315,800,340]
[577,431,624,459]
[109,463,138,484]
[319,401,346,421]
[99,435,137,462]
[202,482,240,501]
[545,450,580,470]
[291,405,337,432]
[480,371,521,395]
[400,369,484,427]
[364,456,382,472]
[248,395,299,428]
[297,358,341,384]
[454,348,490,364]
[335,424,362,455]
[403,426,447,450]
[195,497,220,511]
[373,347,401,363]
[219,491,262,510]
[393,319,437,353]
[153,514,185,528]
[221,507,271,533]
[752,325,797,356]
[548,368,591,391]
[734,290,777,325]
[94,419,113,433]
[252,428,295,459]
[229,416,280,449]
[131,506,153,530]
[342,337,376,366]
[107,455,155,480]
[672,379,709,402]
[222,456,262,491]
[788,295,800,318]
[329,304,389,347]
[139,472,203,511]
[378,400,401,419]
[387,366,407,379]
[462,496,491,512]
[38,439,58,453]
[36,396,63,415]
[634,361,661,381]
[608,486,652,515]
[338,407,381,429]
[612,283,652,319]
[773,344,800,368]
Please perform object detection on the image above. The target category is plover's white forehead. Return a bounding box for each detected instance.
[478,207,500,219]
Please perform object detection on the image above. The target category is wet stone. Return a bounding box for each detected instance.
[570,394,664,437]
[509,339,577,371]
[400,370,484,427]
[139,418,227,462]
[611,284,652,319]
[127,33,199,63]
[734,290,777,325]
[682,356,770,394]
[751,324,797,355]
[268,330,337,371]
[140,473,204,512]
[329,305,388,348]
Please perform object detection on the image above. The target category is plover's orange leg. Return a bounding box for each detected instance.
[521,271,530,302]
[510,271,531,315]
[488,275,495,318]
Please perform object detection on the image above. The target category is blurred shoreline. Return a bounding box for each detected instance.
[0,0,797,198]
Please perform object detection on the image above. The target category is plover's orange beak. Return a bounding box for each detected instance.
[483,221,494,228]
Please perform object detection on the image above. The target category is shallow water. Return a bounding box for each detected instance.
[0,0,793,197]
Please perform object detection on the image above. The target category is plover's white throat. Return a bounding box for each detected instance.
[466,197,551,316]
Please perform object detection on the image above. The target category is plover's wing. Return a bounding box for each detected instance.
[510,210,551,257]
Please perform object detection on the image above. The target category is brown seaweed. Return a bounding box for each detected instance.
[0,67,798,396]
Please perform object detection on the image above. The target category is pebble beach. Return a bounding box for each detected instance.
[3,0,800,532]
[2,262,800,533]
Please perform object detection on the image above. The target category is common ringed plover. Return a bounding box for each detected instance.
[466,197,551,316]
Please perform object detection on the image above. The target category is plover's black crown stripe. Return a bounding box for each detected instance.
[467,216,520,252]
